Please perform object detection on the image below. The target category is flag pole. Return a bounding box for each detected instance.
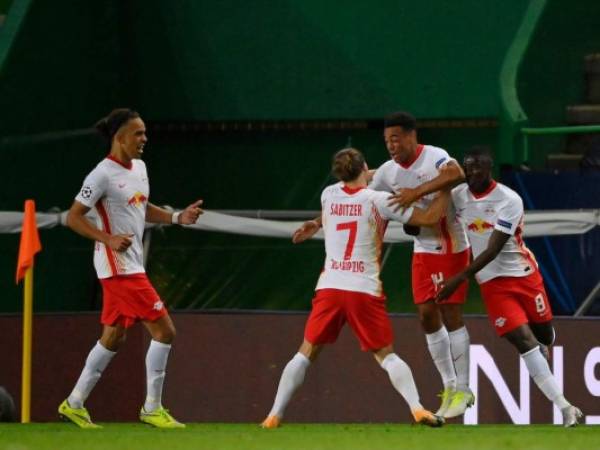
[16,199,41,424]
[21,265,34,423]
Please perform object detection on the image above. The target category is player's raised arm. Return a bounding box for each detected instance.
[389,162,464,210]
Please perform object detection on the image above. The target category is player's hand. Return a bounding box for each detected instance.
[179,199,203,224]
[435,275,465,303]
[292,220,320,244]
[107,234,134,252]
[365,169,377,183]
[387,187,420,211]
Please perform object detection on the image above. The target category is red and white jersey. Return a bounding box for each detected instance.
[370,144,469,255]
[451,181,538,284]
[75,156,149,279]
[315,183,414,297]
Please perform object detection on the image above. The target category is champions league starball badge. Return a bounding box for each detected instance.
[81,186,93,199]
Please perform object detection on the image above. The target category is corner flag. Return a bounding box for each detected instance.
[15,199,42,423]
[16,199,42,283]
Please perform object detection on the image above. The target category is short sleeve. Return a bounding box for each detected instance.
[451,185,465,209]
[369,165,393,192]
[494,196,523,236]
[450,186,461,205]
[372,191,414,224]
[432,148,456,171]
[75,166,109,208]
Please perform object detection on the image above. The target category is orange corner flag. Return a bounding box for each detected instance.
[16,200,42,284]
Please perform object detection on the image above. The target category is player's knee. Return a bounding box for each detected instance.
[536,327,555,346]
[523,335,539,352]
[504,328,537,354]
[418,307,442,333]
[298,340,321,361]
[154,325,176,344]
[156,331,175,345]
[508,337,534,354]
[531,324,555,346]
[374,345,394,366]
[442,315,464,332]
[101,331,126,351]
[440,306,464,331]
[167,326,176,342]
[417,307,432,323]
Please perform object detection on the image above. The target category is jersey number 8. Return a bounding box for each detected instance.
[534,293,547,313]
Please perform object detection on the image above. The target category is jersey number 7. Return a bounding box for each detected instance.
[336,221,357,260]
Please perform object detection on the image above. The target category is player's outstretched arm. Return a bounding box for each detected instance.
[403,189,451,227]
[436,230,511,302]
[146,200,203,225]
[177,199,204,225]
[292,215,321,244]
[67,200,132,252]
[388,162,465,210]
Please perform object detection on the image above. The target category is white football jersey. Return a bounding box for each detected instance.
[451,181,538,284]
[75,156,149,279]
[315,183,414,297]
[370,144,469,255]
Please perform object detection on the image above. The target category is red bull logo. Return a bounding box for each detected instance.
[468,218,493,233]
[127,191,148,207]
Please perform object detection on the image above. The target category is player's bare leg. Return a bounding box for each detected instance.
[417,302,457,417]
[139,314,184,428]
[99,324,128,351]
[505,324,583,427]
[529,322,554,346]
[261,340,321,428]
[529,321,555,361]
[374,345,443,427]
[440,304,474,418]
[143,314,176,344]
[60,324,124,428]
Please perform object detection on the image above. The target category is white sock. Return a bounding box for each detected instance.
[67,341,116,409]
[144,340,172,412]
[449,326,470,391]
[426,326,457,390]
[380,353,423,412]
[268,352,310,418]
[522,346,570,409]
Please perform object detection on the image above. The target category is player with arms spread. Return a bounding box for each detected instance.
[262,147,452,429]
[436,146,583,427]
[58,109,203,429]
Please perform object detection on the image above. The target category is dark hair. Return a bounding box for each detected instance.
[332,148,365,182]
[383,111,417,131]
[95,108,140,142]
[464,145,493,160]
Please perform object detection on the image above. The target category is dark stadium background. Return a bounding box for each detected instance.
[1,0,600,426]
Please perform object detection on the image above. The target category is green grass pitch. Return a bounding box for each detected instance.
[0,423,598,450]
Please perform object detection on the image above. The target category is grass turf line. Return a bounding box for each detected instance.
[0,423,598,450]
